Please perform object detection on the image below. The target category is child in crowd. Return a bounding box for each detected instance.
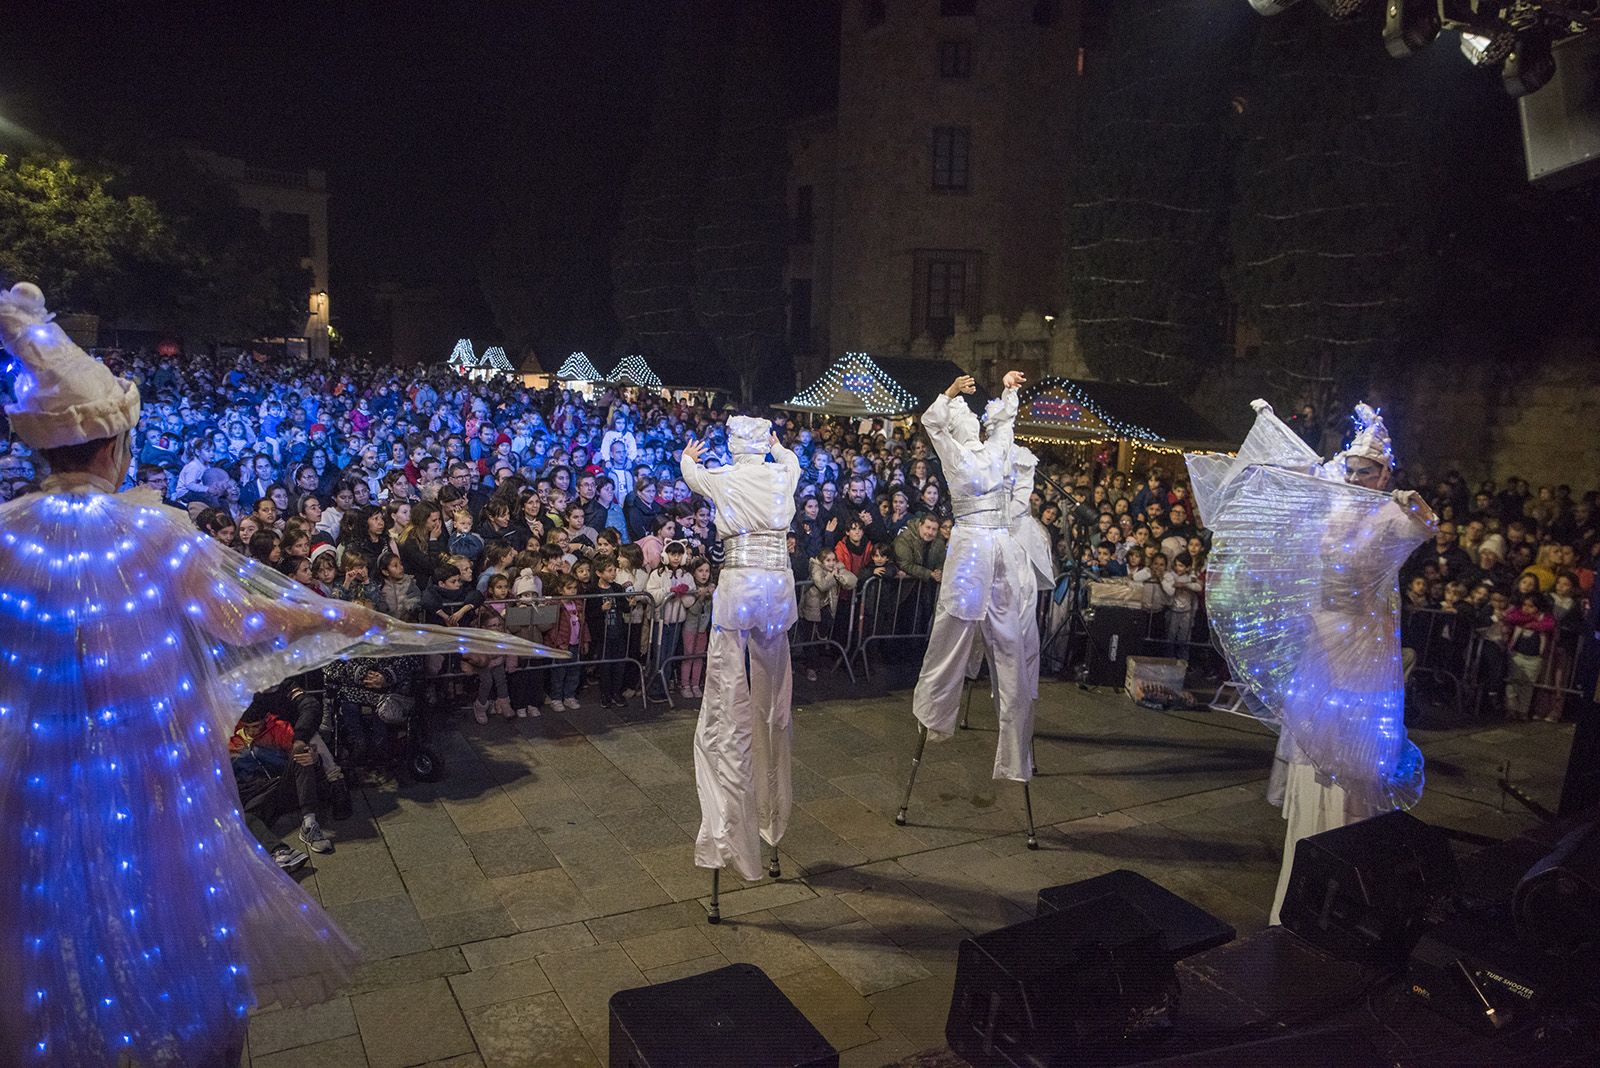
[308,545,341,597]
[461,605,517,723]
[421,563,480,629]
[477,541,517,593]
[483,572,514,614]
[375,549,421,621]
[618,543,650,696]
[679,556,716,698]
[589,554,635,708]
[1503,591,1555,722]
[802,546,856,681]
[1163,551,1204,657]
[543,574,590,710]
[645,540,695,701]
[337,549,378,604]
[448,505,484,569]
[512,549,544,601]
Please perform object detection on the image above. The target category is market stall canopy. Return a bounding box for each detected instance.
[518,351,545,377]
[780,352,987,417]
[1017,376,1231,452]
[479,346,515,374]
[607,354,663,390]
[556,351,604,382]
[446,339,478,373]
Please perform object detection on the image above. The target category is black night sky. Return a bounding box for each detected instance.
[4,2,839,344]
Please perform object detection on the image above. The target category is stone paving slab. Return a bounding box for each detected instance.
[248,679,1570,1065]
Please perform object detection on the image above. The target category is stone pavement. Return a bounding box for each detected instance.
[243,677,1571,1067]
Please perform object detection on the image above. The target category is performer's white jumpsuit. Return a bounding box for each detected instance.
[681,443,800,880]
[912,388,1036,781]
[967,445,1056,705]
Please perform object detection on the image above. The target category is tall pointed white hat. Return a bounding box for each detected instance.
[0,283,141,450]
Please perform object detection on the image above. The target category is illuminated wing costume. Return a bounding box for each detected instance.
[0,284,564,1066]
[1186,401,1432,913]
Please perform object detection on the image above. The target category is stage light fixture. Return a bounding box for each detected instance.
[1384,0,1442,57]
[1503,31,1558,96]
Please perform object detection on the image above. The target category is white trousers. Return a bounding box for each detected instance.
[693,624,794,880]
[912,578,1034,782]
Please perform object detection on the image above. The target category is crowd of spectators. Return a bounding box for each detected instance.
[1,347,1594,844]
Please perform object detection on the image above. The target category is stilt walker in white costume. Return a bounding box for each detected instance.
[1186,400,1434,926]
[0,284,563,1066]
[679,418,800,923]
[895,371,1041,848]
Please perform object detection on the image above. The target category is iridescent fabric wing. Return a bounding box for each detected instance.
[1201,464,1430,812]
[0,490,564,1065]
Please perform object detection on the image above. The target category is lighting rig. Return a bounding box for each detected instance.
[1249,0,1599,96]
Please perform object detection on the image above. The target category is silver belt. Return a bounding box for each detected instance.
[953,508,1007,530]
[722,530,788,570]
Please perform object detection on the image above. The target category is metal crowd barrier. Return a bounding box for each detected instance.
[1400,605,1590,719]
[650,578,857,710]
[850,573,940,679]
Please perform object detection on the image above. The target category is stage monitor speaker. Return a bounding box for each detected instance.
[608,963,837,1068]
[1520,32,1600,189]
[1037,869,1236,961]
[1085,605,1149,688]
[1513,818,1600,958]
[1280,810,1458,969]
[946,894,1177,1067]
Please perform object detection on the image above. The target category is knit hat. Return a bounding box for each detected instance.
[1339,403,1393,469]
[1478,534,1506,560]
[726,415,772,457]
[0,283,141,450]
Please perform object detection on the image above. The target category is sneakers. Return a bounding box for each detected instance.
[805,668,818,682]
[471,700,489,725]
[299,820,334,854]
[516,705,531,719]
[622,688,638,699]
[680,688,695,701]
[691,685,702,698]
[563,697,581,711]
[495,697,515,720]
[272,845,309,871]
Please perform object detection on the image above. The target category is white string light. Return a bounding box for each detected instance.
[788,353,920,414]
[606,355,662,390]
[556,352,603,382]
[446,339,477,373]
[1018,376,1166,443]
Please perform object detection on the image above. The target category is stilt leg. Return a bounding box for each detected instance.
[707,869,721,924]
[768,841,781,880]
[1023,782,1038,850]
[895,725,929,826]
[960,680,973,730]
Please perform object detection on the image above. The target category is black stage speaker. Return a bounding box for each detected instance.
[608,963,837,1068]
[1520,32,1600,189]
[1037,869,1236,961]
[1280,810,1459,969]
[1084,606,1149,687]
[1514,819,1600,958]
[946,895,1178,1067]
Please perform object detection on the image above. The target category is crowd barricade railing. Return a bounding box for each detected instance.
[411,591,653,712]
[1399,605,1591,719]
[650,578,857,711]
[850,573,940,679]
[1528,623,1590,719]
[1399,606,1476,715]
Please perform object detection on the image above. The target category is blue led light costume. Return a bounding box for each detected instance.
[0,285,564,1065]
[1186,400,1434,923]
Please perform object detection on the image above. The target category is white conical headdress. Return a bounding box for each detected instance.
[726,415,772,457]
[0,283,141,450]
[1340,402,1393,469]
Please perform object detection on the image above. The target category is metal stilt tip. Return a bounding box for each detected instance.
[707,910,721,925]
[1027,835,1039,851]
[894,810,907,826]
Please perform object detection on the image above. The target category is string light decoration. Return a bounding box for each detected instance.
[787,352,920,415]
[446,339,478,374]
[1017,376,1165,443]
[606,354,662,390]
[556,352,603,383]
[479,346,515,374]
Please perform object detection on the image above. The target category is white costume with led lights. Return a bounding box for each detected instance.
[1186,401,1433,925]
[967,444,1055,701]
[680,417,800,880]
[912,387,1035,781]
[0,284,564,1067]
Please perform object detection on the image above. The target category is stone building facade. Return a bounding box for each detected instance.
[785,0,1080,386]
